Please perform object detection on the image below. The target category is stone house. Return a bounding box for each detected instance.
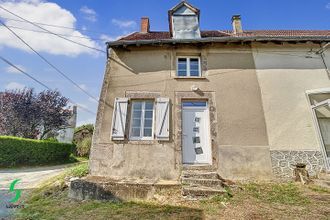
[90,1,330,181]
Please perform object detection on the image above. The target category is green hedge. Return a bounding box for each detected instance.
[0,136,75,167]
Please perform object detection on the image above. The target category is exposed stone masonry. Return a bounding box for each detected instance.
[270,150,324,178]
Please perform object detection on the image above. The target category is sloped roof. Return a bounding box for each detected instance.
[117,30,330,41]
[107,30,330,47]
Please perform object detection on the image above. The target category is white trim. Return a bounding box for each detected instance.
[306,88,330,95]
[311,99,330,110]
[181,101,212,165]
[305,91,330,171]
[176,56,201,77]
[129,100,155,141]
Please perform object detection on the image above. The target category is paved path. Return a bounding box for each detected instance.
[0,164,73,219]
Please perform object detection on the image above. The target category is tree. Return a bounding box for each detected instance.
[0,88,72,139]
[37,90,72,139]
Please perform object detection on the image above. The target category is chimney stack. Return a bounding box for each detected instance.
[140,17,150,33]
[232,15,243,34]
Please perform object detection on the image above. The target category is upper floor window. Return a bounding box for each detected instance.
[129,100,154,140]
[177,57,201,77]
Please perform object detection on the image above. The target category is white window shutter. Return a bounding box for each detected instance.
[111,98,128,140]
[155,98,170,141]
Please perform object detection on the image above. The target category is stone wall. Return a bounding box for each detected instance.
[270,150,324,178]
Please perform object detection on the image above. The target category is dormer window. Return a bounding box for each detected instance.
[169,1,201,39]
[177,56,201,77]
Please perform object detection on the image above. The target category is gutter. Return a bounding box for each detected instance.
[107,36,330,47]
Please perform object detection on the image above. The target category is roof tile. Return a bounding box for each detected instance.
[117,30,330,42]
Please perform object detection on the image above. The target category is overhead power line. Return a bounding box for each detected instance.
[0,5,106,54]
[0,55,96,115]
[0,20,100,104]
[3,24,107,42]
[0,16,107,35]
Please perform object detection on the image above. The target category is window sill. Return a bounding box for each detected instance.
[174,77,207,80]
[127,140,158,145]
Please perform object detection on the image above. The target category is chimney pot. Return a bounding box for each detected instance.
[232,15,243,34]
[141,17,150,33]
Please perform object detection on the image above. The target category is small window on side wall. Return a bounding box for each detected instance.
[177,57,201,77]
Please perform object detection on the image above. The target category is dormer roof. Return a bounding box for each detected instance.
[168,1,201,39]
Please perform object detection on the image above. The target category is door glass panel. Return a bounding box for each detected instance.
[182,101,207,107]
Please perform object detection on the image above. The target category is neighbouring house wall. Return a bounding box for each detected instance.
[253,43,330,177]
[90,44,273,180]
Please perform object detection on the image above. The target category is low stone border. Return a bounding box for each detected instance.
[69,176,180,201]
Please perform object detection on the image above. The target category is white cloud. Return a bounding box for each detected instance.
[5,82,25,90]
[326,3,330,9]
[0,0,101,56]
[5,64,26,74]
[100,33,132,42]
[100,34,116,42]
[112,19,136,29]
[80,6,97,22]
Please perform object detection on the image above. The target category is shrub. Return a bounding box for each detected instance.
[73,124,94,158]
[0,136,74,167]
[76,137,92,157]
[73,124,94,143]
[67,163,89,178]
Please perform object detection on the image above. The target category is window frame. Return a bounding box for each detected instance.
[129,100,155,141]
[176,56,202,77]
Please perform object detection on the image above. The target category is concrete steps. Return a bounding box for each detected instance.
[181,178,225,188]
[181,171,220,180]
[181,170,227,199]
[182,185,227,198]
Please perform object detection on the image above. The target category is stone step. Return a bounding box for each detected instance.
[181,171,219,180]
[181,178,225,188]
[182,185,227,198]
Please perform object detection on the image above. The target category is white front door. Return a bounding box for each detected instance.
[182,101,212,164]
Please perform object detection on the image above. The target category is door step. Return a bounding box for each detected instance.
[181,171,220,180]
[182,185,227,198]
[182,178,225,188]
[181,170,227,199]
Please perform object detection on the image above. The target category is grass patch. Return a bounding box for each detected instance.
[66,162,89,178]
[16,164,203,220]
[16,166,329,220]
[308,185,330,194]
[244,182,310,205]
[17,189,203,220]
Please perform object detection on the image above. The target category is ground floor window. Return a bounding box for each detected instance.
[129,100,154,140]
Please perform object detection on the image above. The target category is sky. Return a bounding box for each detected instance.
[0,0,329,126]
